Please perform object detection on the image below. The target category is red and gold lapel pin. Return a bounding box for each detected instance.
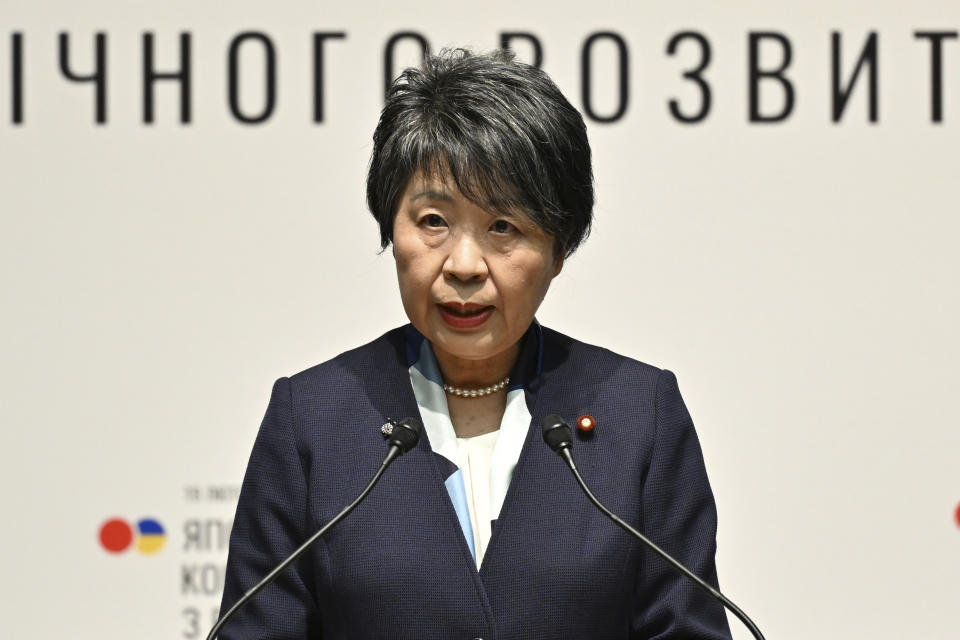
[576,414,596,434]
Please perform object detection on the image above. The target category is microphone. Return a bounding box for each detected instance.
[206,417,423,640]
[541,414,766,640]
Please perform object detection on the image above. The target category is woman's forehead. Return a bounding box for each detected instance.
[403,170,524,217]
[404,168,456,195]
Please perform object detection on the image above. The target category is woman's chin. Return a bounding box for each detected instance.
[430,329,502,361]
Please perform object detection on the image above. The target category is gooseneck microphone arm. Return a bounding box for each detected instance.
[541,415,766,640]
[206,417,422,640]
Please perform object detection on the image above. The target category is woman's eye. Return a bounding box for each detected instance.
[491,219,516,234]
[421,214,447,228]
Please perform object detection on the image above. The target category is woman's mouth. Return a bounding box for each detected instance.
[436,303,494,329]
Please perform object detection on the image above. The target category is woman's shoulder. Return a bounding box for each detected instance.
[267,327,413,434]
[539,324,666,383]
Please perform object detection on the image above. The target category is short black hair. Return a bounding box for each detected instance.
[366,47,594,258]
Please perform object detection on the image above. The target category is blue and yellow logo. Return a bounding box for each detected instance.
[99,517,166,554]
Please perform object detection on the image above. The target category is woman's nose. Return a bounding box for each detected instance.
[442,233,489,282]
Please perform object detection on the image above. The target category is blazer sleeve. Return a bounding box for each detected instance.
[631,369,732,639]
[219,377,320,640]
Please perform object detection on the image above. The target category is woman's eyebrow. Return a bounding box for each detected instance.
[410,189,455,203]
[484,201,524,220]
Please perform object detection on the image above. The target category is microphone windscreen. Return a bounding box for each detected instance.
[541,414,573,453]
[392,417,422,453]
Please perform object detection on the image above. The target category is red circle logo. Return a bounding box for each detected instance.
[955,503,960,529]
[99,518,134,553]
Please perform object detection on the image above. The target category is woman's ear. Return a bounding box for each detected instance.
[552,254,564,278]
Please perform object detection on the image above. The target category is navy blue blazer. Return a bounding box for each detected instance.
[220,324,732,639]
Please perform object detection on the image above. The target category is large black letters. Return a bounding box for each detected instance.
[581,31,629,123]
[500,32,543,67]
[312,32,346,123]
[227,32,277,124]
[748,31,794,122]
[142,32,192,124]
[832,32,879,123]
[666,31,712,124]
[58,32,107,124]
[914,31,958,123]
[383,32,429,98]
[10,32,24,124]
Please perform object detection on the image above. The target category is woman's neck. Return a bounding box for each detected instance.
[432,339,524,438]
[432,340,521,389]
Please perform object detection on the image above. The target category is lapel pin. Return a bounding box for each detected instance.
[576,414,596,434]
[381,418,399,438]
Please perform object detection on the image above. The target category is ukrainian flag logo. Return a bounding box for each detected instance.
[135,518,166,554]
[99,517,166,555]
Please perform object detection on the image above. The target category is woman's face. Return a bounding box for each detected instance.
[392,170,563,369]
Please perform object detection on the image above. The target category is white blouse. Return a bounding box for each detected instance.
[453,429,501,566]
[407,332,533,568]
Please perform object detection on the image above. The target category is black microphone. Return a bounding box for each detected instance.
[206,416,422,640]
[541,414,766,640]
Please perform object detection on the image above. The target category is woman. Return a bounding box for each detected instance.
[220,48,732,640]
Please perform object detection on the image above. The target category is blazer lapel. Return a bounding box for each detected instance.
[358,327,497,608]
[478,327,600,576]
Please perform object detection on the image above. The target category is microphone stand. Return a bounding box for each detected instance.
[543,415,765,640]
[206,418,421,640]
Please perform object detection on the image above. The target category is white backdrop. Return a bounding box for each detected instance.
[2,1,959,638]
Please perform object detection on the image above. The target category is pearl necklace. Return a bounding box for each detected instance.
[443,376,510,398]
